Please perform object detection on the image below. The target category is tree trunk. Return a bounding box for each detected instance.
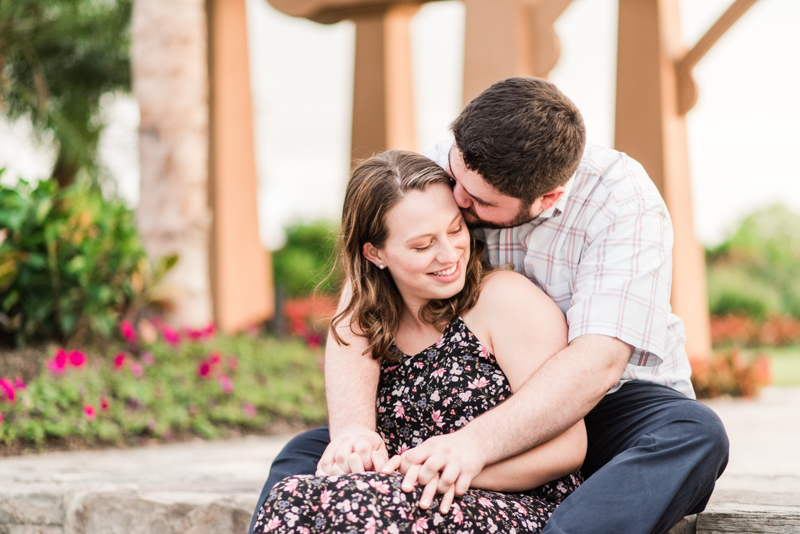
[131,0,213,327]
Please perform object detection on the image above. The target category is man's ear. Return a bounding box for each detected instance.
[362,242,384,267]
[533,185,565,214]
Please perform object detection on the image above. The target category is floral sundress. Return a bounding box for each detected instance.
[253,317,582,533]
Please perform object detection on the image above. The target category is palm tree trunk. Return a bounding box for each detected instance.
[131,0,213,327]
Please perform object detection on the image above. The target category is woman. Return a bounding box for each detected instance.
[253,151,585,533]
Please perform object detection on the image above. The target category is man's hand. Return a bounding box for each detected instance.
[316,424,389,475]
[381,431,486,509]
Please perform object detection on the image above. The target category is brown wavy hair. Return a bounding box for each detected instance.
[330,150,490,362]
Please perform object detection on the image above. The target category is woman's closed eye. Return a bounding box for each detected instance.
[414,242,433,252]
[449,225,463,235]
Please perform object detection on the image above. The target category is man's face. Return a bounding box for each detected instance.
[446,145,542,229]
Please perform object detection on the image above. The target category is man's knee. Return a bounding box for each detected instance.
[662,401,729,474]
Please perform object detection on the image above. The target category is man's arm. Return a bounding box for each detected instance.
[397,334,631,495]
[316,286,387,475]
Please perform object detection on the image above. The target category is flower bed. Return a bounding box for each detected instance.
[0,321,326,453]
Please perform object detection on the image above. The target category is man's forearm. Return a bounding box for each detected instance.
[460,334,630,465]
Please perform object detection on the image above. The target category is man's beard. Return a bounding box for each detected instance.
[461,204,538,230]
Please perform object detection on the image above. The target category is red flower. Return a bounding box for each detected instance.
[0,413,3,425]
[69,350,86,368]
[161,324,180,346]
[46,348,68,375]
[131,362,144,378]
[141,352,155,366]
[209,351,222,365]
[14,377,26,390]
[227,356,239,372]
[114,353,126,370]
[219,374,233,394]
[0,378,15,403]
[84,404,96,421]
[100,397,109,410]
[120,319,137,342]
[197,361,211,378]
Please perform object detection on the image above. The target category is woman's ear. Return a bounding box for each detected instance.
[362,243,385,269]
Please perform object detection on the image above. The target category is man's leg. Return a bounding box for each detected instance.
[542,381,729,534]
[248,426,330,534]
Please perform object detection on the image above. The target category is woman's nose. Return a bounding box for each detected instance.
[436,238,460,264]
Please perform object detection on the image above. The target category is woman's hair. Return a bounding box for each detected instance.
[330,150,489,362]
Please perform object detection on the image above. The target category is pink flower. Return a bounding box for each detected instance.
[0,378,15,403]
[84,404,96,421]
[346,512,359,523]
[411,517,429,533]
[306,333,321,349]
[141,352,155,366]
[284,477,299,494]
[120,320,136,342]
[131,362,144,378]
[368,479,390,494]
[100,397,109,411]
[114,353,126,370]
[161,324,180,346]
[209,351,221,365]
[227,356,239,372]
[0,413,3,425]
[47,348,68,375]
[320,489,332,508]
[430,410,444,428]
[14,377,26,390]
[68,350,86,368]
[265,516,281,530]
[242,403,256,418]
[197,361,211,378]
[218,374,233,394]
[467,377,490,390]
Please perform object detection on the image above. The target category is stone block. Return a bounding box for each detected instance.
[0,526,64,534]
[0,492,64,526]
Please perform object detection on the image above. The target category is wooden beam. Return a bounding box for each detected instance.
[209,0,274,332]
[676,0,759,114]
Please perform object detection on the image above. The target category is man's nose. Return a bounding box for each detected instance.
[452,183,472,209]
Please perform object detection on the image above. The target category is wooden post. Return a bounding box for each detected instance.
[209,0,274,332]
[268,0,435,161]
[615,0,758,357]
[462,0,573,105]
[350,5,420,161]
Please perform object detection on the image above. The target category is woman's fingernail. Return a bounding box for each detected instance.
[420,499,430,508]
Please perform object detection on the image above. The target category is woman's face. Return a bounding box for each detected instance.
[367,183,471,308]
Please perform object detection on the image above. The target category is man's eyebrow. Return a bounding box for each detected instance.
[404,213,463,244]
[447,147,496,208]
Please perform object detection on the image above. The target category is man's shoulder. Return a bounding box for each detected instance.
[572,143,665,210]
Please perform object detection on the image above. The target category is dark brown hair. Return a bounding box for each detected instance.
[452,77,586,204]
[330,150,489,362]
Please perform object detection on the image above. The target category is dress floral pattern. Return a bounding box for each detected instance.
[254,317,582,533]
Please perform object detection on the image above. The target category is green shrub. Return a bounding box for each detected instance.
[273,221,340,297]
[0,177,146,346]
[707,205,800,319]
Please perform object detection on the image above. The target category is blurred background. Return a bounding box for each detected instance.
[0,0,798,451]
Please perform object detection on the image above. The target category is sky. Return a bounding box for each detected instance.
[1,0,798,249]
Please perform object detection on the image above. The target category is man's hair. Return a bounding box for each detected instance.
[452,77,586,204]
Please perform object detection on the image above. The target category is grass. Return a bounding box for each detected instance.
[755,346,800,387]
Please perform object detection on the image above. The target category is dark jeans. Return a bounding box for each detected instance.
[248,381,729,534]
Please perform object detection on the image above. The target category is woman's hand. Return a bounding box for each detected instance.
[316,424,389,475]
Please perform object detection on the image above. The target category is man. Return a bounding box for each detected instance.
[249,77,729,534]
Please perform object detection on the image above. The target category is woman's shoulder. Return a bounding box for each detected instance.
[478,269,549,306]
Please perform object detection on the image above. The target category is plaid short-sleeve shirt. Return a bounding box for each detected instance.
[425,140,695,398]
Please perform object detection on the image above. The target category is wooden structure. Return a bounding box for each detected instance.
[133,0,273,333]
[615,0,759,356]
[133,0,760,341]
[208,0,274,332]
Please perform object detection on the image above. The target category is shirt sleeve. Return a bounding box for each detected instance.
[565,197,674,366]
